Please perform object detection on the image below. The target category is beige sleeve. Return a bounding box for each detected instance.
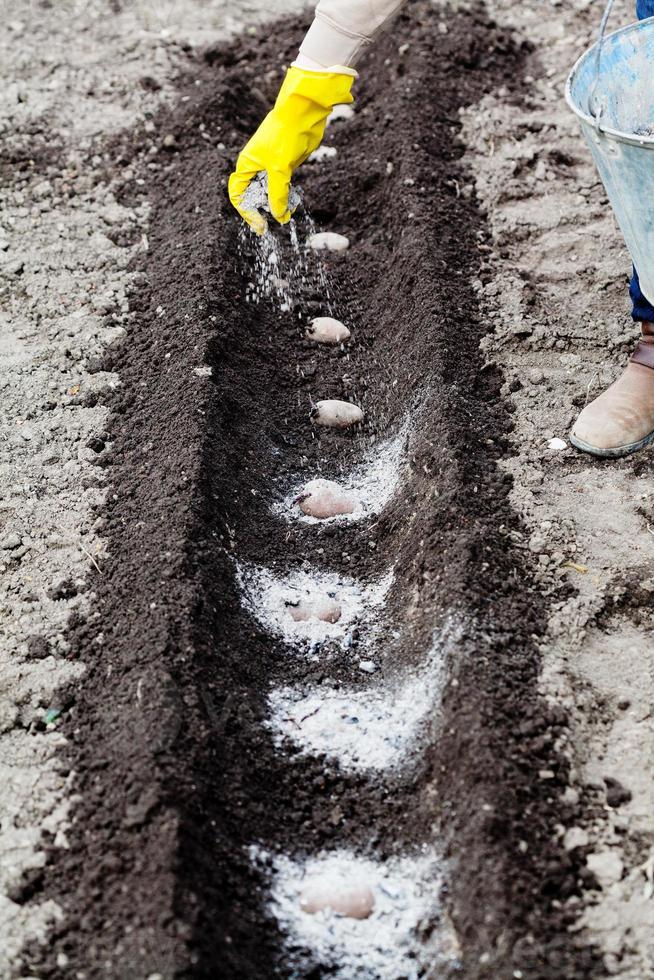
[297,0,407,69]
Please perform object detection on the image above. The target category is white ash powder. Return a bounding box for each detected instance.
[266,641,446,771]
[308,145,338,163]
[250,846,460,980]
[239,171,302,218]
[235,562,393,652]
[326,104,355,125]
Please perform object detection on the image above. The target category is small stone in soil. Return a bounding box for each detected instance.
[300,878,375,919]
[310,399,363,428]
[586,849,624,887]
[306,316,351,344]
[26,636,50,660]
[286,596,342,623]
[308,232,349,252]
[0,532,22,550]
[604,776,632,808]
[295,479,358,519]
[563,826,589,851]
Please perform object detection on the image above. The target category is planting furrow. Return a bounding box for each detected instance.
[18,4,601,978]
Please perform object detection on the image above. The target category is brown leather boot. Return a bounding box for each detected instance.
[570,323,654,458]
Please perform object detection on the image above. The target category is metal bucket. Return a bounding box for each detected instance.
[566,2,654,303]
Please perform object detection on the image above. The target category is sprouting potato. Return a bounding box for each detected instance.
[306,317,351,345]
[300,878,375,919]
[310,399,364,428]
[308,232,349,252]
[294,478,358,519]
[286,596,342,624]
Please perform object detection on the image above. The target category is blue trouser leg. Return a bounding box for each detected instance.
[630,268,654,321]
[631,0,654,320]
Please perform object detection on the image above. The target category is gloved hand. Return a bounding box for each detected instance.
[228,66,355,235]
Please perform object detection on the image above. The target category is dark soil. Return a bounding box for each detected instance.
[19,3,604,979]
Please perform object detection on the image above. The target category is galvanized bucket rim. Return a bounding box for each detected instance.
[565,14,654,149]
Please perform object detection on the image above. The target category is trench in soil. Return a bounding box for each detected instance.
[20,4,603,979]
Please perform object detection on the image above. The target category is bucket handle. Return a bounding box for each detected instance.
[588,0,616,131]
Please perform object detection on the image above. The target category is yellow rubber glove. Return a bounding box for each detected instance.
[228,66,355,235]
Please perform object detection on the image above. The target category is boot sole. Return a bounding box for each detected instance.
[569,428,654,459]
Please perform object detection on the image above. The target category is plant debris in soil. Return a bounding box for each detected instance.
[18,3,604,978]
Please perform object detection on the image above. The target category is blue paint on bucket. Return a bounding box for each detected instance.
[566,16,654,302]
